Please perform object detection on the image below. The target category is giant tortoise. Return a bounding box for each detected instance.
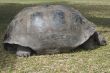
[3,4,107,57]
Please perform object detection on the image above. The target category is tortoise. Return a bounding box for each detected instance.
[3,4,107,57]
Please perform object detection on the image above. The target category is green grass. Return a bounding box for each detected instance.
[0,0,110,73]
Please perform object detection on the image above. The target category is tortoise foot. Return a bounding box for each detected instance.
[16,46,31,57]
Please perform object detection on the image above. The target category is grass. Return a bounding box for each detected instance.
[0,0,110,73]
